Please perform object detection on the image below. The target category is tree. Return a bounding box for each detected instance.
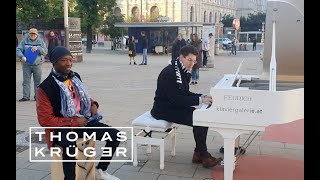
[221,14,235,28]
[16,0,77,25]
[221,13,266,32]
[16,0,50,23]
[76,0,116,53]
[100,14,126,39]
[245,12,266,31]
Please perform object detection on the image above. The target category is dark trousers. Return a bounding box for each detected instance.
[202,50,208,66]
[151,108,208,153]
[53,121,120,180]
[232,45,237,55]
[253,44,256,51]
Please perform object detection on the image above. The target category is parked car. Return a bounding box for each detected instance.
[215,38,232,49]
[82,38,97,44]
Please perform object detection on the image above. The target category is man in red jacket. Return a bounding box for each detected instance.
[36,46,120,180]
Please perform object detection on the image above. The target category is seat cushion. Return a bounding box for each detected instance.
[132,111,173,131]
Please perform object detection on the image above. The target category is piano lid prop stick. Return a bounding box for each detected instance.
[235,59,245,87]
[269,20,277,91]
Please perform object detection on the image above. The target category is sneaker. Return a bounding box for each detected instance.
[19,97,30,102]
[97,169,120,180]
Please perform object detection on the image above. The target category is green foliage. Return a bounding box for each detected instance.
[76,0,116,52]
[100,14,126,38]
[221,14,235,27]
[16,0,77,24]
[16,0,50,23]
[221,13,266,32]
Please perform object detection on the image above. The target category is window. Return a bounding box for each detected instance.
[114,7,121,17]
[209,12,212,23]
[131,7,140,21]
[150,6,160,21]
[204,11,207,23]
[190,6,194,22]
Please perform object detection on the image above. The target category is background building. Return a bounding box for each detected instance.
[235,0,267,18]
[115,0,237,41]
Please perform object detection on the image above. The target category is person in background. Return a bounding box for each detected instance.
[252,37,257,51]
[202,37,210,67]
[171,33,187,61]
[150,45,222,168]
[16,28,48,102]
[208,33,215,67]
[139,31,148,65]
[128,36,137,65]
[189,33,202,85]
[47,30,60,58]
[232,36,238,55]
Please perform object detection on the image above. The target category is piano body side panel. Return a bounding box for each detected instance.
[193,88,304,128]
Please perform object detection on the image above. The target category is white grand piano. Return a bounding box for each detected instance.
[193,0,304,180]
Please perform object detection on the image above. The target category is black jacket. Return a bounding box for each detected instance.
[150,60,202,126]
[142,36,148,49]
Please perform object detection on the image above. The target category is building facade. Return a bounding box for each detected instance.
[235,0,267,18]
[115,0,236,24]
[115,0,237,40]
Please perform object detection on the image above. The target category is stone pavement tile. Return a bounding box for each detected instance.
[239,145,260,155]
[259,146,286,157]
[113,169,160,180]
[166,152,197,164]
[119,164,142,172]
[158,174,204,180]
[140,160,198,177]
[25,162,51,172]
[40,175,51,180]
[259,141,285,148]
[16,168,49,180]
[193,166,215,179]
[16,157,32,169]
[282,148,304,160]
[284,143,304,150]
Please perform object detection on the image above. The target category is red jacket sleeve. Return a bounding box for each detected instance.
[36,88,78,127]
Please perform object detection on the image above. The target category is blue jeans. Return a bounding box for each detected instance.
[22,63,42,99]
[142,48,148,64]
[191,69,199,81]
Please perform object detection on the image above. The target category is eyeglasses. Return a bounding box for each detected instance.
[185,56,197,64]
[68,85,76,99]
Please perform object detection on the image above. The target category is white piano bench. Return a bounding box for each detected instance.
[51,138,96,180]
[132,111,177,170]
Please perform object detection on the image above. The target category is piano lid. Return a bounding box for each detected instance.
[263,0,304,82]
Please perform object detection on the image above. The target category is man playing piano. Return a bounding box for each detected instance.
[150,45,223,168]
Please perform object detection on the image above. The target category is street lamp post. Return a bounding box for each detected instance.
[141,0,143,22]
[64,0,69,49]
[261,22,265,43]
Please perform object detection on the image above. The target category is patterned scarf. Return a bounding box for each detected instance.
[170,57,191,89]
[51,68,102,122]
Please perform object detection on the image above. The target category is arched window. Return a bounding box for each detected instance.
[150,6,160,21]
[190,6,194,22]
[215,12,217,23]
[114,7,121,17]
[204,11,207,23]
[209,12,213,23]
[131,7,140,21]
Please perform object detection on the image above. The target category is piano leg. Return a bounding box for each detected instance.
[223,138,236,180]
[213,128,251,180]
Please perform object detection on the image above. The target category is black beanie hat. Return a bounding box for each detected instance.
[49,46,72,64]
